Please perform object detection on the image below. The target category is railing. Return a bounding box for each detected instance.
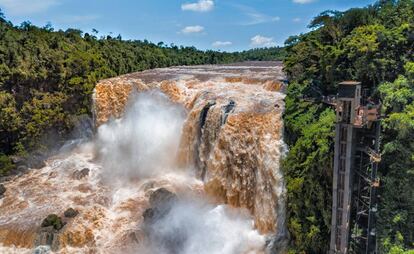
[354,106,380,128]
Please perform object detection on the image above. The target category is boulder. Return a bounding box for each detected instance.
[142,208,156,224]
[41,214,65,230]
[16,165,29,174]
[64,208,79,218]
[143,188,178,224]
[29,158,46,169]
[0,184,6,196]
[7,164,28,177]
[142,188,184,253]
[10,155,27,166]
[28,151,47,169]
[72,168,90,180]
[149,188,177,209]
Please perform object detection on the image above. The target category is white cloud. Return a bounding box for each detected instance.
[181,25,204,34]
[293,0,316,4]
[212,41,232,47]
[235,4,280,26]
[0,0,58,15]
[181,0,214,12]
[293,18,302,23]
[245,13,280,25]
[250,35,277,47]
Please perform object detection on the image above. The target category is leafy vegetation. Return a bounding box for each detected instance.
[282,0,414,253]
[283,106,335,253]
[0,9,284,176]
[0,153,14,176]
[41,214,65,230]
[237,47,286,61]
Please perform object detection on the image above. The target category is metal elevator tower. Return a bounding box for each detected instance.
[329,81,381,254]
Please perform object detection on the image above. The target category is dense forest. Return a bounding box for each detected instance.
[282,0,414,253]
[0,9,285,176]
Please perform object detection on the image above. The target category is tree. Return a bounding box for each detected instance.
[0,8,5,21]
[283,1,414,252]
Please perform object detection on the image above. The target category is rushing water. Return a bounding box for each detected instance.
[0,62,287,254]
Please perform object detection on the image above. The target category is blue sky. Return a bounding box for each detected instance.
[0,0,376,52]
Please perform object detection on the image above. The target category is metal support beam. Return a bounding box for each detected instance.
[329,81,380,254]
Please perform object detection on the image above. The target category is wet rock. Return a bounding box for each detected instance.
[7,164,28,177]
[143,188,184,254]
[37,212,65,249]
[29,157,46,169]
[199,100,216,129]
[8,154,44,174]
[41,214,66,230]
[0,176,13,183]
[222,100,236,115]
[0,184,6,196]
[16,165,28,173]
[149,188,177,213]
[64,208,79,218]
[221,100,236,125]
[35,226,60,251]
[72,168,90,180]
[28,151,47,169]
[143,188,178,224]
[10,155,27,166]
[142,208,156,224]
[140,180,156,192]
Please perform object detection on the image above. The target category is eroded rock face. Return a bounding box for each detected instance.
[93,62,287,236]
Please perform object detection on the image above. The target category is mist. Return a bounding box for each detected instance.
[92,89,268,254]
[95,90,186,180]
[142,201,265,254]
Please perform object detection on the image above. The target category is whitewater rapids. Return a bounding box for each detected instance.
[0,62,287,254]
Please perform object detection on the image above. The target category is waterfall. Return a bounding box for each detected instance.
[0,62,288,254]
